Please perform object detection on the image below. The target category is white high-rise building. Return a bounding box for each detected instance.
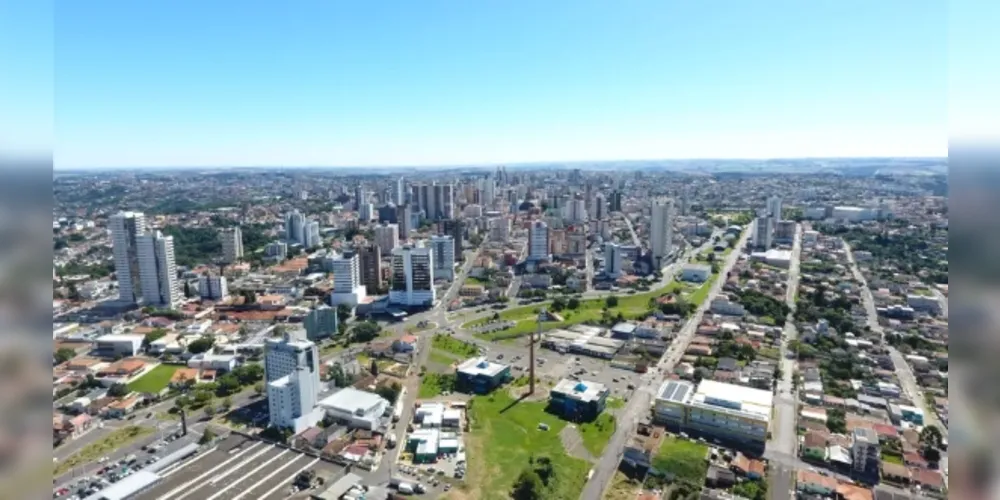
[389,244,436,306]
[285,210,305,245]
[328,251,367,307]
[265,332,322,432]
[136,230,181,309]
[650,198,675,269]
[565,199,587,222]
[482,179,496,207]
[767,196,783,223]
[220,227,243,264]
[198,275,229,301]
[528,220,551,262]
[359,203,374,222]
[430,235,456,281]
[753,216,773,249]
[593,193,606,220]
[604,242,623,278]
[374,223,400,254]
[396,177,406,205]
[303,220,321,249]
[109,211,147,304]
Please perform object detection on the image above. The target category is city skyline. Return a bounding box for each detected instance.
[44,0,946,169]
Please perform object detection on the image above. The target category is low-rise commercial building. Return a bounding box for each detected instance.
[681,264,712,283]
[654,379,773,451]
[456,357,511,394]
[549,378,609,421]
[317,387,390,431]
[94,334,144,358]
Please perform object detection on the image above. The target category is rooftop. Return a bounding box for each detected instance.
[317,387,387,414]
[691,379,774,421]
[551,378,608,403]
[456,356,508,377]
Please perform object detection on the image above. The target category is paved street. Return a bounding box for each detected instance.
[580,227,751,500]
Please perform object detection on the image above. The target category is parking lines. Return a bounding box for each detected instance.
[205,449,290,500]
[205,445,276,487]
[159,442,263,500]
[254,457,319,500]
[160,446,218,477]
[230,455,312,500]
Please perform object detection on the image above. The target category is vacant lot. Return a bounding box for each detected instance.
[127,364,179,393]
[432,334,480,358]
[578,413,616,456]
[55,426,155,476]
[652,436,708,485]
[418,373,457,398]
[465,392,591,500]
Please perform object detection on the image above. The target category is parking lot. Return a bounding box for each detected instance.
[135,435,338,500]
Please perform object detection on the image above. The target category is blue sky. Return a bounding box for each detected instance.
[43,1,949,168]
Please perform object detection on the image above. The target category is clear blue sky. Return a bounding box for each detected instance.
[43,1,950,168]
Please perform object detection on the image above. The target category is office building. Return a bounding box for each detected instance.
[95,334,144,358]
[549,379,610,421]
[374,223,400,254]
[566,198,587,222]
[482,179,496,207]
[220,226,244,264]
[752,216,773,250]
[604,242,623,278]
[680,185,691,216]
[649,198,675,269]
[304,305,339,341]
[265,241,288,260]
[430,235,456,281]
[358,243,383,295]
[285,210,305,244]
[303,220,321,249]
[767,196,783,224]
[610,190,623,212]
[109,211,147,304]
[456,357,511,394]
[136,230,181,309]
[528,220,551,262]
[354,185,367,212]
[680,264,712,283]
[774,220,797,243]
[593,193,606,220]
[328,251,367,307]
[389,244,436,307]
[654,380,773,450]
[265,332,322,432]
[359,203,374,222]
[378,204,398,224]
[396,177,406,205]
[411,183,454,220]
[317,387,390,431]
[197,274,229,301]
[489,217,511,242]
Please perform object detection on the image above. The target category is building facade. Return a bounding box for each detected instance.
[358,243,383,294]
[528,220,550,262]
[109,211,147,304]
[136,230,181,309]
[430,235,456,281]
[549,378,609,421]
[650,199,675,269]
[389,244,436,306]
[328,251,367,307]
[220,226,244,264]
[374,223,400,255]
[265,333,322,432]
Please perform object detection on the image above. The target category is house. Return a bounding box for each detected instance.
[911,468,945,493]
[796,470,838,496]
[730,453,765,479]
[392,335,418,353]
[801,430,829,461]
[96,358,148,382]
[880,462,911,484]
[837,483,874,500]
[705,465,736,488]
[104,394,142,419]
[716,357,739,372]
[53,412,92,441]
[169,367,202,388]
[187,353,238,372]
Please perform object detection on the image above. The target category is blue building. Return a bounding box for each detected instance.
[455,357,511,394]
[549,378,610,422]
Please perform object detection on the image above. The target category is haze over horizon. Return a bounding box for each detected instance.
[39,1,948,169]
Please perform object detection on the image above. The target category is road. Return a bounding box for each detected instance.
[766,222,803,500]
[579,227,751,500]
[842,241,944,432]
[621,213,641,248]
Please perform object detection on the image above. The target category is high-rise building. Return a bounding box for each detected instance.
[767,196,783,224]
[359,203,374,222]
[610,190,623,212]
[389,244,436,306]
[304,305,339,341]
[604,242,623,278]
[358,243,383,294]
[753,216,773,249]
[265,241,288,260]
[482,178,496,207]
[411,183,454,220]
[851,427,880,476]
[303,220,321,249]
[398,204,412,239]
[220,227,244,264]
[374,223,400,255]
[377,204,398,224]
[136,230,181,309]
[439,219,465,262]
[328,251,367,307]
[528,220,551,262]
[396,178,406,205]
[355,185,367,212]
[109,211,147,304]
[566,198,587,222]
[430,235,456,281]
[197,274,229,301]
[593,193,606,220]
[285,210,305,244]
[680,185,691,216]
[649,199,675,269]
[265,332,322,432]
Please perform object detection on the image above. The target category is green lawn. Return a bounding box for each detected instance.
[606,397,626,410]
[464,276,488,286]
[55,426,155,476]
[881,451,904,465]
[429,349,460,367]
[578,413,616,456]
[685,274,718,307]
[127,364,179,393]
[465,392,591,500]
[652,436,709,485]
[418,373,456,398]
[432,334,480,358]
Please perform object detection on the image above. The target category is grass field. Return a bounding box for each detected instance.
[881,451,904,465]
[606,397,626,410]
[465,392,591,500]
[432,334,481,358]
[127,364,179,393]
[464,276,488,286]
[429,349,460,368]
[418,373,457,398]
[603,472,640,500]
[578,413,616,456]
[652,436,709,485]
[55,426,155,476]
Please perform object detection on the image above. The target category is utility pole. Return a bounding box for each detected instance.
[529,308,544,395]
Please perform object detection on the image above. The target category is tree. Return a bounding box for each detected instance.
[551,297,566,311]
[199,427,216,445]
[55,347,77,364]
[376,382,402,404]
[183,280,193,298]
[107,383,130,398]
[349,322,381,343]
[142,328,169,348]
[922,446,941,463]
[370,359,380,376]
[203,404,216,417]
[605,296,619,308]
[336,304,352,323]
[919,425,943,450]
[215,374,241,396]
[567,297,580,310]
[253,382,264,396]
[511,469,544,500]
[221,396,233,411]
[187,336,216,354]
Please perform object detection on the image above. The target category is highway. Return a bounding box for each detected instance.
[579,227,751,500]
